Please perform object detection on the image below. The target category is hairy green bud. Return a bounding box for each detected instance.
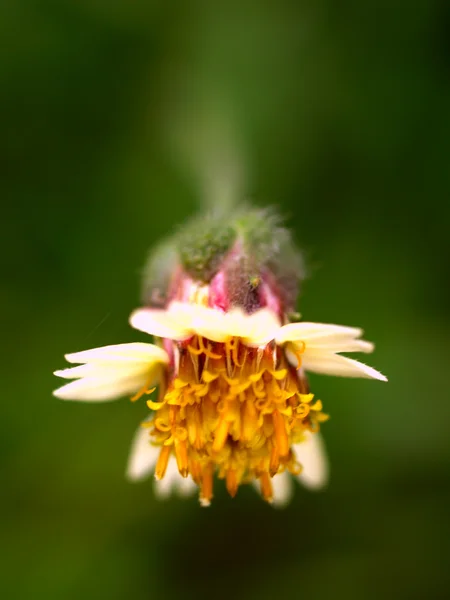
[141,206,305,314]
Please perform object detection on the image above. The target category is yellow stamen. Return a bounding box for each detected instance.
[147,398,164,410]
[291,341,306,370]
[232,340,241,367]
[272,409,289,457]
[200,464,214,506]
[300,393,314,403]
[296,403,310,418]
[190,459,202,484]
[174,439,189,477]
[260,472,273,503]
[271,369,288,380]
[317,412,330,423]
[212,418,230,453]
[226,469,238,497]
[145,335,328,504]
[154,418,171,432]
[130,385,156,403]
[269,446,280,476]
[241,399,258,442]
[202,370,219,383]
[155,445,171,480]
[188,336,222,359]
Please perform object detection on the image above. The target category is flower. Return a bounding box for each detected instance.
[54,299,386,506]
[54,207,387,505]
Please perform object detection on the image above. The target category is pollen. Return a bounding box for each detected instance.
[143,335,329,504]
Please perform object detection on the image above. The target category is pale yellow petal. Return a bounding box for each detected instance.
[239,309,281,346]
[53,371,149,401]
[302,351,387,381]
[271,471,294,508]
[186,304,232,342]
[65,342,169,364]
[54,342,167,401]
[295,432,329,490]
[129,308,192,340]
[54,361,153,380]
[276,322,363,345]
[306,338,374,353]
[126,424,160,481]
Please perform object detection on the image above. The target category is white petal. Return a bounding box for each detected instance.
[132,301,282,347]
[251,479,261,498]
[271,472,294,508]
[302,351,387,381]
[126,424,160,481]
[276,322,363,345]
[54,361,154,380]
[54,342,168,401]
[176,474,197,497]
[130,308,192,340]
[295,432,329,490]
[53,371,149,401]
[301,337,374,354]
[188,305,280,345]
[161,302,235,343]
[54,364,100,379]
[239,309,281,346]
[186,304,233,342]
[65,342,169,364]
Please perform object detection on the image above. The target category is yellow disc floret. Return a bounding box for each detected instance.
[140,335,329,505]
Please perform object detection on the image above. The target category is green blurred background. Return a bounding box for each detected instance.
[2,1,450,599]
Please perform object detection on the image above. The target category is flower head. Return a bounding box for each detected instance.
[54,208,387,506]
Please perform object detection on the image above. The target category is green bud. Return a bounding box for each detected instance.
[141,205,305,314]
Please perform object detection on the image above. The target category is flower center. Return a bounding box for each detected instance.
[143,335,328,505]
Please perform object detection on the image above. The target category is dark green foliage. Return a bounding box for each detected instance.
[4,2,450,599]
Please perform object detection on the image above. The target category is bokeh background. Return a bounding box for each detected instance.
[2,1,450,599]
